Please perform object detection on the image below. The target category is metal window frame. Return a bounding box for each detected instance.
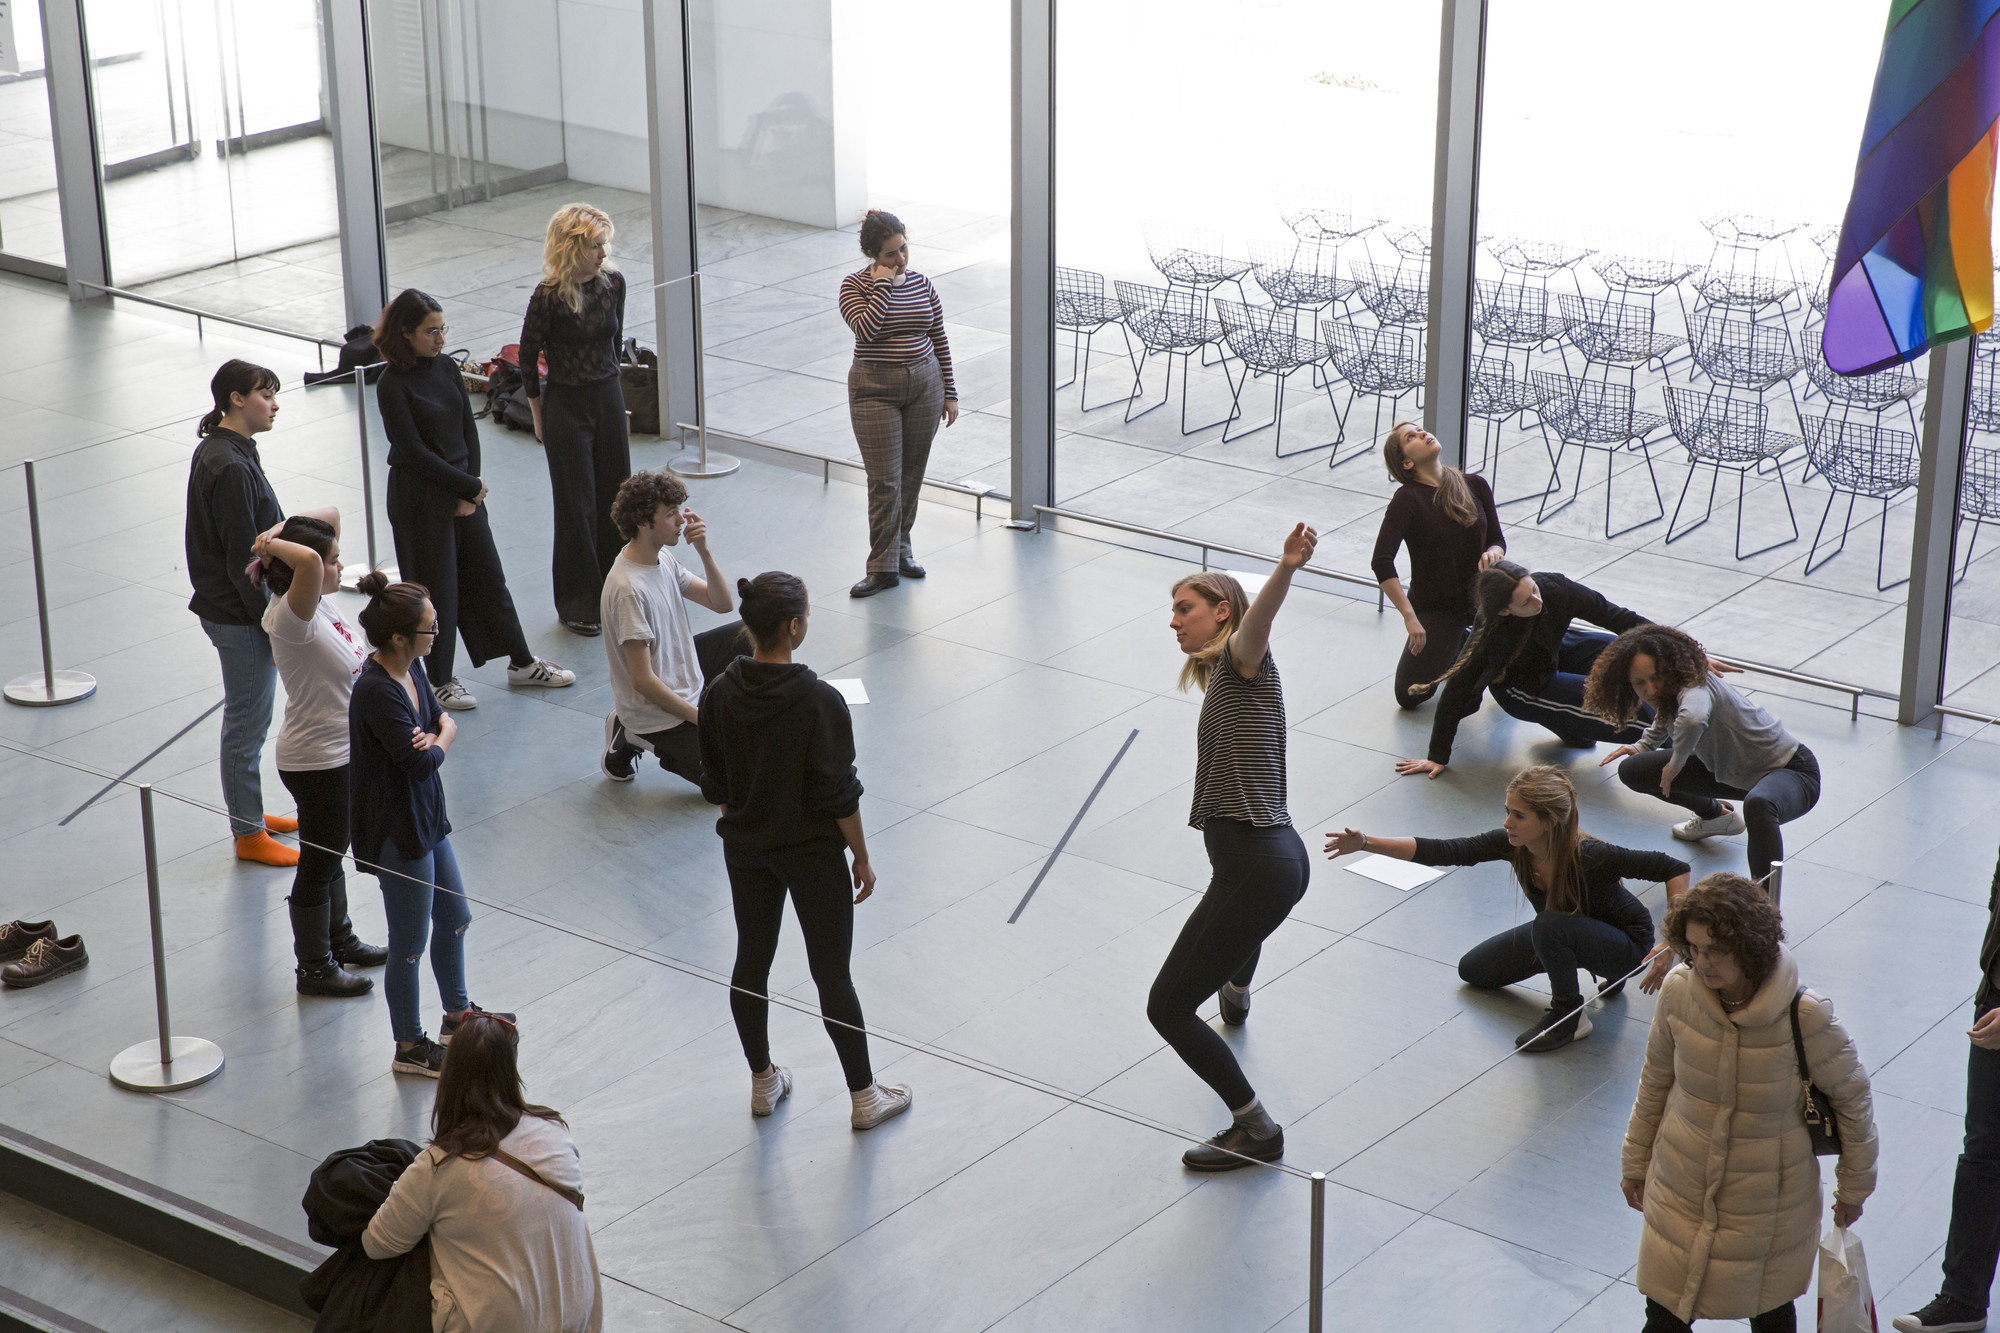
[1012,0,1055,521]
[1901,338,1972,725]
[36,0,108,296]
[643,0,701,444]
[320,0,389,331]
[1424,0,1486,470]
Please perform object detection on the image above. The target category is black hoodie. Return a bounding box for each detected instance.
[299,1138,432,1333]
[698,658,863,854]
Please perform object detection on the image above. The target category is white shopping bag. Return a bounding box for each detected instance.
[1817,1225,1878,1333]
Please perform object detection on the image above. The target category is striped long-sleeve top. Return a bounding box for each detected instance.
[837,269,957,399]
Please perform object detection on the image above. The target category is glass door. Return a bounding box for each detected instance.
[0,0,66,267]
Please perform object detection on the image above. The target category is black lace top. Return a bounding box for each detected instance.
[518,269,626,398]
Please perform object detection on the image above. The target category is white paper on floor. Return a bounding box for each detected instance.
[828,678,870,705]
[1342,854,1445,892]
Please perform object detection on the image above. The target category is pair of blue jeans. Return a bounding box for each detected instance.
[199,618,277,837]
[1941,998,2000,1311]
[370,837,471,1042]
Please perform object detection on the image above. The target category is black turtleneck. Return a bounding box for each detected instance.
[377,353,482,503]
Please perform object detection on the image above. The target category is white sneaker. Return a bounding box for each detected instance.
[751,1064,793,1117]
[435,678,477,711]
[507,658,575,688]
[851,1082,913,1130]
[1672,806,1746,841]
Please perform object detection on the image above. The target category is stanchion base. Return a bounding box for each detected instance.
[667,449,741,478]
[110,1037,224,1093]
[4,669,97,707]
[340,566,400,593]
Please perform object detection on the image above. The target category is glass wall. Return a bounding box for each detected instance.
[1050,0,1441,566]
[1946,359,2000,714]
[686,0,1011,471]
[80,0,344,330]
[0,1,65,268]
[1473,0,1911,694]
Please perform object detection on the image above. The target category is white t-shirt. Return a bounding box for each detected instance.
[600,551,699,734]
[262,595,367,770]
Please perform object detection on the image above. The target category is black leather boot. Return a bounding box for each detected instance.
[325,872,387,968]
[290,893,373,997]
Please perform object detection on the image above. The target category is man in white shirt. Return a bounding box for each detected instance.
[600,471,738,785]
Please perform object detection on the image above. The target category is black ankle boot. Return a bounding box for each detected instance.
[297,958,373,997]
[324,874,388,967]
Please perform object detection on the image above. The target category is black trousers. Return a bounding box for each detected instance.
[387,487,531,685]
[1616,745,1821,884]
[1642,1297,1794,1332]
[541,376,632,624]
[1458,910,1652,1004]
[725,840,874,1092]
[277,765,361,964]
[1393,606,1471,709]
[616,622,748,784]
[1942,996,2000,1310]
[1148,819,1310,1111]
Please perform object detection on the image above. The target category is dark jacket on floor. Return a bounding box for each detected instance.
[185,427,283,625]
[698,658,863,854]
[1411,830,1687,950]
[1426,572,1647,764]
[300,1138,431,1333]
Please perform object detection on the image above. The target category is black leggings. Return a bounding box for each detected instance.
[277,765,358,964]
[1148,819,1310,1111]
[1458,910,1652,1004]
[1643,1297,1794,1333]
[1616,745,1821,884]
[1393,607,1470,710]
[726,841,874,1092]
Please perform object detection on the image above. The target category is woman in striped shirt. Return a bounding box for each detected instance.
[1149,523,1317,1173]
[840,210,958,599]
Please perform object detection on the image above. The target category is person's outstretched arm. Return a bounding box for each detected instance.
[1228,523,1317,677]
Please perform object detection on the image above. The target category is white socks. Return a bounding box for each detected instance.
[1231,1096,1280,1139]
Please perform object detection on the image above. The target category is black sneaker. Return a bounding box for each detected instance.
[1516,1001,1592,1053]
[1218,983,1250,1026]
[602,714,638,782]
[1182,1123,1285,1173]
[1895,1295,1988,1332]
[440,1004,516,1042]
[391,1036,448,1077]
[1595,974,1626,1002]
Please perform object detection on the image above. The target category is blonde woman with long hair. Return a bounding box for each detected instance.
[1149,522,1315,1173]
[519,202,631,635]
[1325,764,1690,1052]
[1372,422,1507,708]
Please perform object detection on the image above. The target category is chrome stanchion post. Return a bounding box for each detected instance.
[1766,859,1783,910]
[109,785,224,1092]
[5,459,98,707]
[668,270,740,478]
[1308,1171,1326,1333]
[340,365,397,591]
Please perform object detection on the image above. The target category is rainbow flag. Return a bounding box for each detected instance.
[1823,0,2000,376]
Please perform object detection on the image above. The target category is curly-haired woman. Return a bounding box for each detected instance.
[1372,423,1507,709]
[520,203,631,634]
[1622,872,1877,1333]
[1587,625,1819,885]
[1325,765,1688,1052]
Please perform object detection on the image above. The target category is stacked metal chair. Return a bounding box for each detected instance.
[1800,414,1921,590]
[1689,309,1807,434]
[1055,266,1133,410]
[1531,371,1671,538]
[1466,356,1552,503]
[1661,387,1801,558]
[1215,300,1344,459]
[1560,293,1684,390]
[1474,279,1571,374]
[1114,281,1235,434]
[1248,237,1354,332]
[1324,319,1424,459]
[1350,260,1429,332]
[1958,445,2000,584]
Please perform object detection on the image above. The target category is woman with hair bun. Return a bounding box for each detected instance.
[1373,422,1508,709]
[348,574,512,1078]
[697,572,910,1132]
[839,209,958,599]
[251,512,385,997]
[520,203,631,634]
[1325,765,1690,1053]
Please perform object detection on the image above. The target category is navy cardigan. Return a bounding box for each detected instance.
[349,657,451,864]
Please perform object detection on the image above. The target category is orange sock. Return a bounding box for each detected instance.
[236,832,300,867]
[264,813,299,834]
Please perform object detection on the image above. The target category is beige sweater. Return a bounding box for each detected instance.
[363,1115,603,1333]
[1621,948,1878,1322]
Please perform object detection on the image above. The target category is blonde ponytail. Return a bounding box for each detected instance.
[1171,571,1250,693]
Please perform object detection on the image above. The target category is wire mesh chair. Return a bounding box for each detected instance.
[1530,371,1670,538]
[1473,280,1571,368]
[1957,447,2000,583]
[1143,223,1254,298]
[1375,223,1433,281]
[1661,387,1801,558]
[1352,260,1429,330]
[1694,214,1803,322]
[1214,300,1345,459]
[1323,317,1425,460]
[1594,252,1699,366]
[1281,204,1382,247]
[1800,327,1920,435]
[1804,224,1840,316]
[1114,281,1237,434]
[1971,335,2000,435]
[1489,237,1596,303]
[1249,237,1355,326]
[1558,293,1684,387]
[1467,355,1556,504]
[1800,414,1920,589]
[1689,310,1807,429]
[1055,267,1135,410]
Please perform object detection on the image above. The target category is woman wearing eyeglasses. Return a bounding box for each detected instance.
[376,289,573,713]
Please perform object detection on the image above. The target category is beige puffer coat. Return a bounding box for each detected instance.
[1621,947,1878,1322]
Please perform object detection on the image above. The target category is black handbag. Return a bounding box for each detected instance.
[619,338,659,435]
[1789,987,1843,1157]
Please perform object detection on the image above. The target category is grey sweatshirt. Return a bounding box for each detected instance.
[1638,673,1799,788]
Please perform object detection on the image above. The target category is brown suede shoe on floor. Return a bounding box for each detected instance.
[1,935,88,988]
[235,832,299,867]
[0,920,57,965]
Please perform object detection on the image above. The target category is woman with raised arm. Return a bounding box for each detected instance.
[1588,624,1821,886]
[1396,560,1654,779]
[1373,422,1507,709]
[252,513,386,998]
[1325,765,1689,1052]
[1148,524,1317,1173]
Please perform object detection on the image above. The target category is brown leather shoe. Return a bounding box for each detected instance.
[1,935,88,988]
[0,920,56,965]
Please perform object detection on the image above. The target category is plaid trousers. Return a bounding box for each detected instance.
[848,354,945,572]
